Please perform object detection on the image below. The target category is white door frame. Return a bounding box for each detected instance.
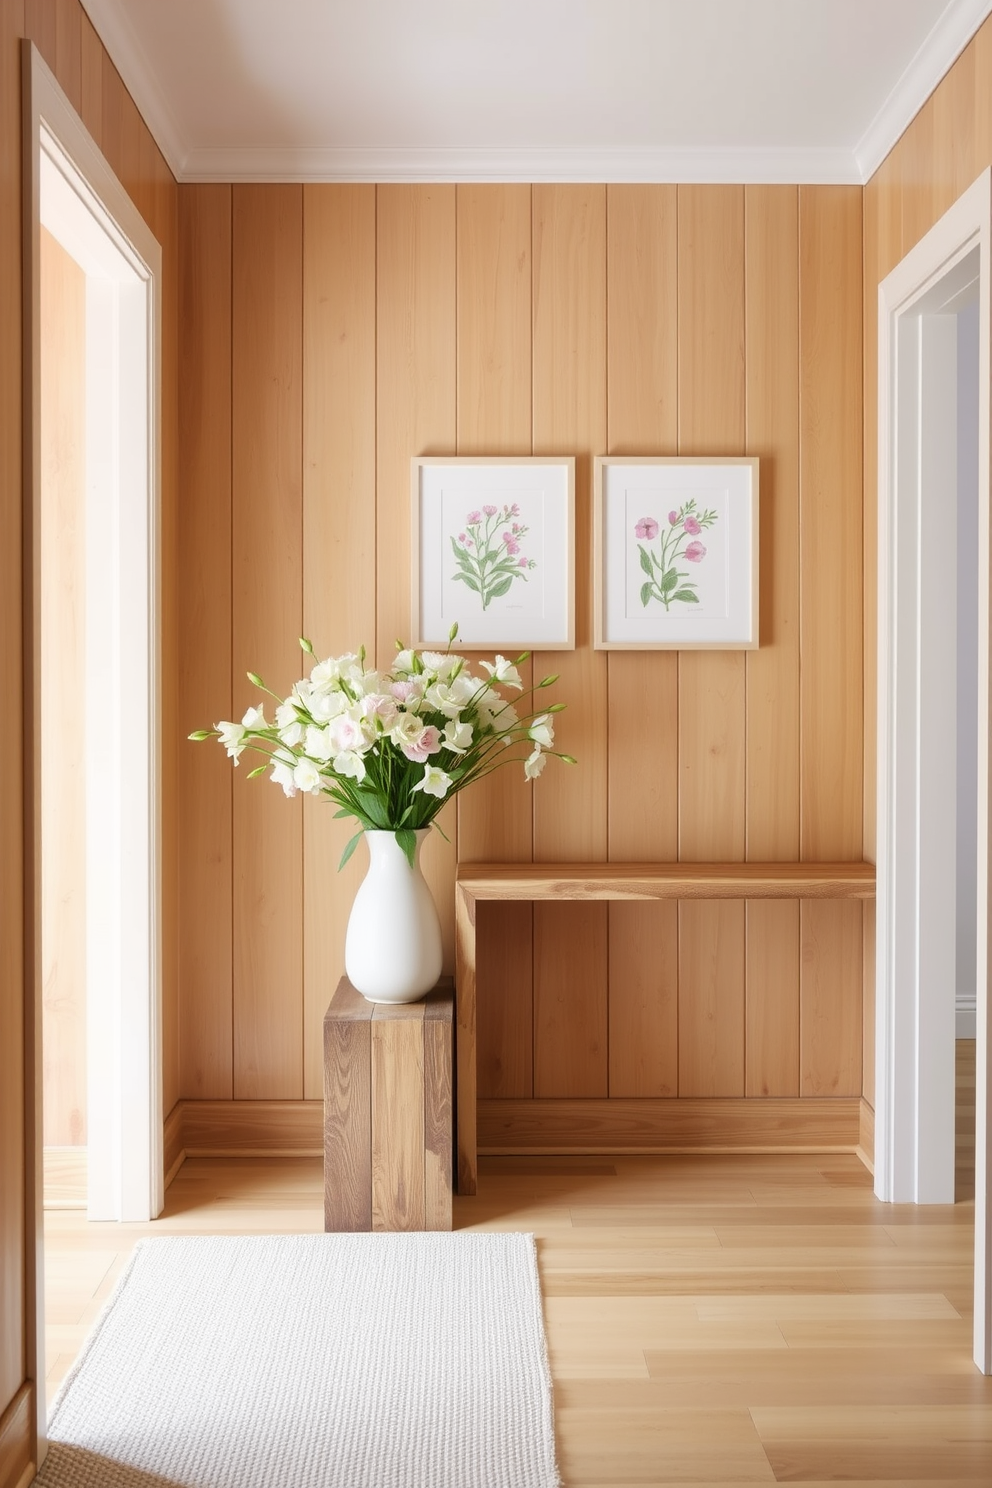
[876,166,991,1371]
[23,40,163,1441]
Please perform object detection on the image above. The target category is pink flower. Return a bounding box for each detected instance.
[683,515,701,535]
[467,510,481,524]
[518,556,528,567]
[391,680,421,702]
[685,540,707,562]
[483,504,498,516]
[504,534,520,554]
[509,503,520,516]
[668,510,680,525]
[458,532,467,543]
[401,724,441,763]
[634,517,659,540]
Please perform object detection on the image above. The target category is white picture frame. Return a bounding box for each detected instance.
[412,457,575,650]
[593,456,759,649]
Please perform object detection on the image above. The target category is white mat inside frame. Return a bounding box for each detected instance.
[35,1232,561,1488]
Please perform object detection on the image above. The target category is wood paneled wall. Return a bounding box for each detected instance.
[178,181,866,1113]
[862,11,992,1108]
[1,1,179,1471]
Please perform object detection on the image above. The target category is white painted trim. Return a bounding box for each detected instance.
[25,43,164,1231]
[857,0,992,182]
[877,166,991,1371]
[178,143,862,186]
[79,0,187,179]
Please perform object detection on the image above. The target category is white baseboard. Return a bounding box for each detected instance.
[957,1002,977,1039]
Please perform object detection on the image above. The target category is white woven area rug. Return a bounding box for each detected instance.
[35,1232,561,1488]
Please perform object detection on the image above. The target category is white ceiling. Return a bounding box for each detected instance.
[81,0,992,184]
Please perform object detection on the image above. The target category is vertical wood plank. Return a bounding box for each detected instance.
[322,979,372,1232]
[746,900,800,1097]
[677,185,746,861]
[99,48,124,182]
[609,901,678,1097]
[423,987,453,1230]
[371,1006,425,1230]
[476,903,533,1098]
[801,901,863,1098]
[863,173,879,866]
[232,185,304,1099]
[455,184,535,1101]
[78,8,101,147]
[23,0,55,71]
[932,42,976,221]
[39,229,87,1146]
[0,0,26,1411]
[534,903,608,1097]
[800,186,863,861]
[376,185,457,968]
[532,184,609,1099]
[53,0,80,112]
[605,187,679,1098]
[900,95,937,256]
[606,185,679,863]
[678,900,746,1097]
[302,184,377,1100]
[676,187,747,1099]
[178,185,233,1100]
[744,186,801,1097]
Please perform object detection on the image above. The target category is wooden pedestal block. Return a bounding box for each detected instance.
[323,975,453,1232]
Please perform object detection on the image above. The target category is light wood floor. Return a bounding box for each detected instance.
[43,1048,988,1484]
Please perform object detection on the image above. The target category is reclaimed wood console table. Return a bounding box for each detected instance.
[454,861,876,1195]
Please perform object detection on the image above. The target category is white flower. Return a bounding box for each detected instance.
[424,678,475,718]
[309,690,347,724]
[242,704,267,731]
[334,750,366,782]
[309,657,345,694]
[524,746,547,779]
[494,703,518,737]
[278,719,305,747]
[391,713,426,751]
[412,764,453,799]
[270,749,297,797]
[529,713,554,749]
[305,724,335,762]
[442,718,473,753]
[419,650,464,680]
[473,687,503,729]
[330,715,366,754]
[293,757,322,794]
[360,693,398,728]
[481,655,523,690]
[392,649,416,675]
[216,720,246,762]
[275,700,299,730]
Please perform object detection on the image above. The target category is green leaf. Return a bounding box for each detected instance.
[638,545,654,577]
[488,575,513,599]
[452,573,481,593]
[338,831,363,871]
[395,827,417,869]
[640,582,654,608]
[672,588,700,603]
[353,789,389,829]
[332,807,352,819]
[661,568,679,593]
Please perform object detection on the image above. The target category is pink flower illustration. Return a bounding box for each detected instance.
[683,515,702,535]
[634,517,659,540]
[504,533,520,555]
[668,510,680,525]
[467,510,481,524]
[458,532,467,543]
[518,556,528,567]
[483,504,498,516]
[510,503,520,516]
[685,540,707,562]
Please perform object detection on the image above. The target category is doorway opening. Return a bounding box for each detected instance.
[876,168,991,1371]
[25,36,164,1255]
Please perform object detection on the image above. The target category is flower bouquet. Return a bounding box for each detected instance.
[190,627,573,870]
[191,628,573,1002]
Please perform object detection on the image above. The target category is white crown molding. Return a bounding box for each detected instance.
[80,0,189,178]
[179,144,861,186]
[856,0,992,182]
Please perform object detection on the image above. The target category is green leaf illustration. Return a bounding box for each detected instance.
[640,581,654,608]
[662,568,679,594]
[672,588,700,603]
[488,575,514,599]
[452,572,481,592]
[639,545,653,577]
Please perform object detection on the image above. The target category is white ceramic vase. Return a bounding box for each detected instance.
[344,829,443,1004]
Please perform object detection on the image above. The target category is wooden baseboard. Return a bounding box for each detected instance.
[478,1098,862,1153]
[858,1097,875,1174]
[163,1095,863,1170]
[0,1383,34,1488]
